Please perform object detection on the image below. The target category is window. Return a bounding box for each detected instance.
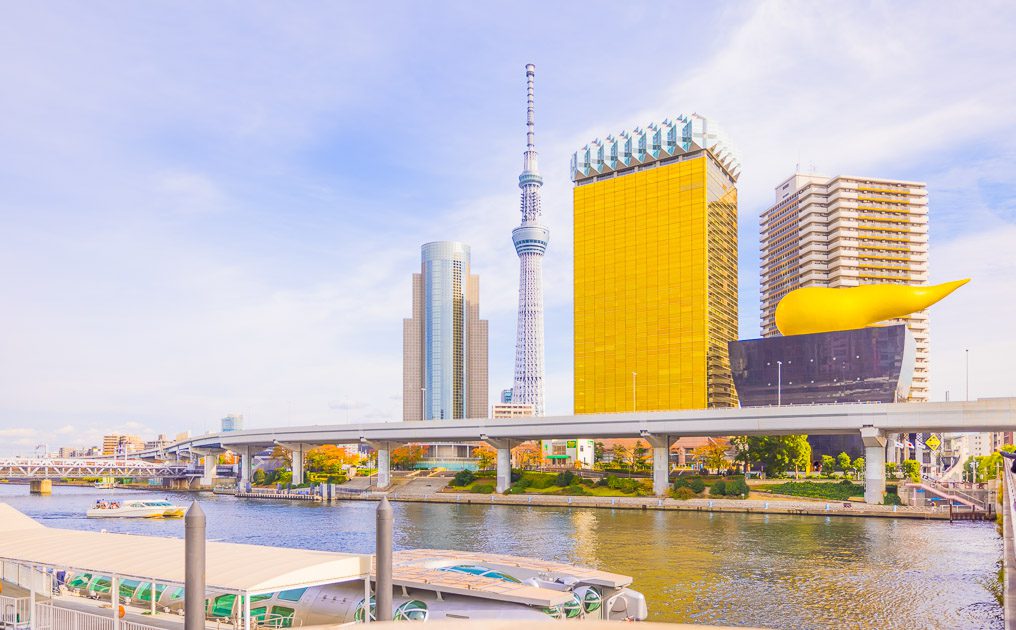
[211,594,236,619]
[67,573,92,589]
[354,597,376,623]
[89,576,112,594]
[250,607,268,622]
[118,579,140,599]
[394,599,428,621]
[135,583,167,603]
[269,606,295,628]
[277,588,307,602]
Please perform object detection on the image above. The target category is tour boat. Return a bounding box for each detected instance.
[85,500,185,519]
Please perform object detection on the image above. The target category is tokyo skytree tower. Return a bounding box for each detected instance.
[512,64,549,416]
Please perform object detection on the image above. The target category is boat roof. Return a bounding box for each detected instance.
[394,549,633,589]
[376,549,633,607]
[0,504,369,594]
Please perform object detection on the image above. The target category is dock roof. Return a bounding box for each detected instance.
[0,504,369,594]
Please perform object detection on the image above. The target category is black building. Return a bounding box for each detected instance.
[728,325,915,460]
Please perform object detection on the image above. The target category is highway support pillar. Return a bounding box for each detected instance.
[644,434,672,496]
[202,455,216,487]
[365,441,400,490]
[278,443,311,485]
[861,426,887,505]
[236,445,252,490]
[29,479,52,495]
[484,439,515,494]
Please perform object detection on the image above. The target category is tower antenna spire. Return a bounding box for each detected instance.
[512,63,549,416]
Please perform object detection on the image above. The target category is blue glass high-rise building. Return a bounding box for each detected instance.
[404,242,488,421]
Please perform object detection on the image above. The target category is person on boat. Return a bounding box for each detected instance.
[1000,449,1016,473]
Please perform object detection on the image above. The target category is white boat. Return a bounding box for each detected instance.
[64,548,649,623]
[86,500,185,519]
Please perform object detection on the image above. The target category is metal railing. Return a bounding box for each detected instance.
[32,603,163,630]
[1003,467,1016,630]
[0,595,30,627]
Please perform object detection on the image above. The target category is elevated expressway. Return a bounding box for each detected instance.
[136,397,1016,504]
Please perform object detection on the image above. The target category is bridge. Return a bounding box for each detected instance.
[133,397,1016,504]
[0,458,195,494]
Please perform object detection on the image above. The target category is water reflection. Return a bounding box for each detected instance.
[0,485,1000,629]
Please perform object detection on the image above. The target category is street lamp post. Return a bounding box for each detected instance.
[776,361,783,407]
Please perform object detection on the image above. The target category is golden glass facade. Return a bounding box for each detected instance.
[574,152,738,413]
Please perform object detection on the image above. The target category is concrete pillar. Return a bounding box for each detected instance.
[861,426,887,505]
[484,439,515,494]
[644,434,672,496]
[29,479,52,495]
[238,446,252,489]
[376,446,390,489]
[202,456,216,487]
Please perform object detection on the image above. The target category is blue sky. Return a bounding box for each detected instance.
[2,1,1015,452]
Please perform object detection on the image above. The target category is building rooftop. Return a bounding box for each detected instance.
[571,113,740,183]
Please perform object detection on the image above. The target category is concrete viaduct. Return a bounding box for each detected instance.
[141,397,1016,505]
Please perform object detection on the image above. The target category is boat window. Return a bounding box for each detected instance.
[168,587,185,600]
[563,593,583,619]
[439,565,521,583]
[135,584,168,603]
[211,594,236,618]
[89,576,112,593]
[251,593,273,604]
[119,579,140,599]
[67,573,92,589]
[394,599,428,621]
[269,606,295,628]
[277,588,307,602]
[353,597,376,623]
[250,606,268,622]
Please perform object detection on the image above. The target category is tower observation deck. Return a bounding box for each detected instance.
[512,64,548,416]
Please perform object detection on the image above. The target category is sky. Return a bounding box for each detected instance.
[1,1,1015,453]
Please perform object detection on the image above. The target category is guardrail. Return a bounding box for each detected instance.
[1003,467,1016,629]
[32,602,163,630]
[0,595,29,627]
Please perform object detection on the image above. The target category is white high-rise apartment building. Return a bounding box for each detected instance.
[760,173,930,401]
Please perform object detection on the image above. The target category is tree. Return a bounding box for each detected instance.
[390,444,426,470]
[743,435,811,477]
[270,445,292,470]
[821,455,836,475]
[611,444,630,470]
[631,441,649,471]
[306,445,361,474]
[692,439,730,474]
[836,452,852,474]
[472,444,497,471]
[513,442,541,469]
[251,469,267,485]
[729,436,751,472]
[885,461,899,479]
[901,459,920,482]
[852,457,865,478]
[593,442,606,463]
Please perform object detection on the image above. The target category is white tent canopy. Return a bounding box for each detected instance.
[0,503,369,594]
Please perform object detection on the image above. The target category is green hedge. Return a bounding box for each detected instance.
[765,480,861,500]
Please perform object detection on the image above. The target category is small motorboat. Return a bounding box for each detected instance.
[86,499,185,519]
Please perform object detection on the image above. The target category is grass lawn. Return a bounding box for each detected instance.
[441,480,495,493]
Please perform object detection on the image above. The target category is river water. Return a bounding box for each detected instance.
[0,484,1002,629]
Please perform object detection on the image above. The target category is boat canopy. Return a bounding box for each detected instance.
[0,504,369,594]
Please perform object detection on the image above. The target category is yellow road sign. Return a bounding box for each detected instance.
[926,434,941,451]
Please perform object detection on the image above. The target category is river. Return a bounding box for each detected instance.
[0,484,1002,629]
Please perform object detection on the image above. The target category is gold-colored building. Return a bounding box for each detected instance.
[571,115,740,413]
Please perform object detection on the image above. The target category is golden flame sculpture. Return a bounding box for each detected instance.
[775,279,969,336]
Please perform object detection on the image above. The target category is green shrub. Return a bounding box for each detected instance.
[727,478,750,498]
[710,480,727,496]
[580,477,594,486]
[672,477,689,490]
[554,471,576,487]
[882,492,903,506]
[596,477,609,487]
[560,485,589,496]
[690,478,706,494]
[766,480,859,500]
[673,487,696,500]
[326,475,347,484]
[470,484,495,494]
[450,470,476,487]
